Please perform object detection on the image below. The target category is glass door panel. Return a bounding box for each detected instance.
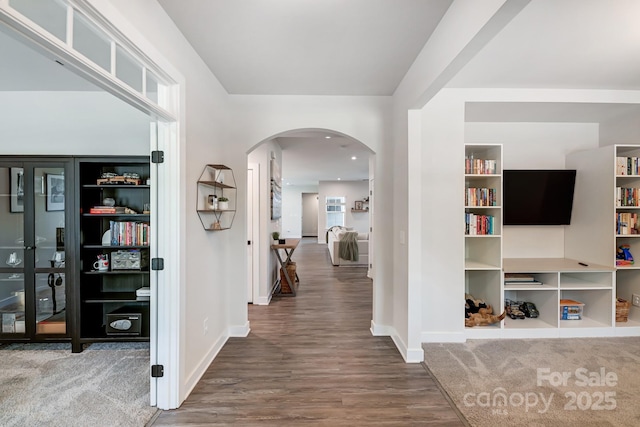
[35,272,66,334]
[34,167,66,336]
[0,166,26,336]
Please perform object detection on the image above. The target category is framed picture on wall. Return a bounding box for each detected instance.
[46,173,65,211]
[354,201,363,210]
[10,167,24,213]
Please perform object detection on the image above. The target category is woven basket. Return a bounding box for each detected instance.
[616,298,630,323]
[279,262,296,293]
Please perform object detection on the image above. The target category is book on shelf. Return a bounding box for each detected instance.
[464,157,497,175]
[616,156,640,176]
[464,213,495,235]
[109,220,150,246]
[504,273,543,285]
[89,206,126,214]
[616,212,639,235]
[504,273,534,281]
[505,280,543,285]
[616,187,640,207]
[465,187,497,207]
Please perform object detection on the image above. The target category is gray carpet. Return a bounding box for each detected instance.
[0,342,158,427]
[424,338,640,427]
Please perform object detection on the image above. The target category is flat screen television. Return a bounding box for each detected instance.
[503,169,577,225]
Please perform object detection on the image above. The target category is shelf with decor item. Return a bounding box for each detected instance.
[351,199,369,212]
[196,164,237,231]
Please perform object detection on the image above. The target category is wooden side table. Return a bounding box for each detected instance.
[271,238,300,296]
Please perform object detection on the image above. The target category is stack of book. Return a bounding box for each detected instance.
[89,206,126,214]
[504,273,543,286]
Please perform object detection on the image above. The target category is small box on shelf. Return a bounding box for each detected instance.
[560,299,584,320]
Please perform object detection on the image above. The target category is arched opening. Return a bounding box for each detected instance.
[246,128,376,314]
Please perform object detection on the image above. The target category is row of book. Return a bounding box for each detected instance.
[465,187,498,207]
[616,187,640,207]
[616,212,639,235]
[465,213,495,235]
[616,157,640,176]
[109,221,151,246]
[464,158,497,175]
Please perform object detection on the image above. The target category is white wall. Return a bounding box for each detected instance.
[317,180,370,243]
[392,0,518,361]
[247,140,282,304]
[466,122,600,258]
[282,184,318,238]
[0,91,150,155]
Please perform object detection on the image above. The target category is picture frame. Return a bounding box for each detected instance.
[10,167,24,213]
[46,173,65,211]
[354,201,363,210]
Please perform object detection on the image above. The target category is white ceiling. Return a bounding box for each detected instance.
[157,0,453,96]
[275,131,371,187]
[447,0,640,90]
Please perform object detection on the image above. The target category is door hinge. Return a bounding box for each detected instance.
[248,240,251,245]
[151,258,164,271]
[151,150,164,164]
[151,365,164,377]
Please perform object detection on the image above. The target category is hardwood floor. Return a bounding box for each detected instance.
[152,238,465,426]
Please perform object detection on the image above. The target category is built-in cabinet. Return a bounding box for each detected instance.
[464,143,640,339]
[74,157,151,352]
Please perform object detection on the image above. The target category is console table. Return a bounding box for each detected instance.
[271,238,300,296]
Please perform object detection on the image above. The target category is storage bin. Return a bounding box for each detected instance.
[616,298,630,322]
[560,299,584,320]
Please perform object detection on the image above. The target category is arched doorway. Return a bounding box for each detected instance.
[246,128,375,308]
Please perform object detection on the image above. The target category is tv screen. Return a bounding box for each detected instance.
[503,170,577,225]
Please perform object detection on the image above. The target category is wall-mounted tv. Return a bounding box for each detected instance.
[503,169,577,226]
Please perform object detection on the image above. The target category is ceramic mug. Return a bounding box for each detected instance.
[93,255,109,271]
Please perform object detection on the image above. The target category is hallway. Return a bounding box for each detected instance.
[152,238,464,425]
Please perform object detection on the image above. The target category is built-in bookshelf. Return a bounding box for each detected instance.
[464,144,503,331]
[613,146,640,329]
[74,157,151,352]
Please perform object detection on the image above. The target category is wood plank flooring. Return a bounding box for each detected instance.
[152,238,465,426]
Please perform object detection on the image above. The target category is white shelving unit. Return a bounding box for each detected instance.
[462,144,640,340]
[464,144,503,334]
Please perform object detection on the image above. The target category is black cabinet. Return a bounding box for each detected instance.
[0,158,75,345]
[73,157,150,352]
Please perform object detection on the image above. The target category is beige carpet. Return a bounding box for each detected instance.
[423,337,640,427]
[0,342,158,427]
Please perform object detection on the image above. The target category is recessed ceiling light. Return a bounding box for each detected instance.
[351,156,357,160]
[325,136,332,139]
[337,178,341,180]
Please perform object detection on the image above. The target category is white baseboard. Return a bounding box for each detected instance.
[421,331,466,343]
[390,332,424,363]
[371,321,423,363]
[370,320,392,336]
[253,295,271,305]
[228,321,250,337]
[183,332,228,400]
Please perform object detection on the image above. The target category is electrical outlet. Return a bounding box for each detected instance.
[633,294,640,307]
[203,317,209,335]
